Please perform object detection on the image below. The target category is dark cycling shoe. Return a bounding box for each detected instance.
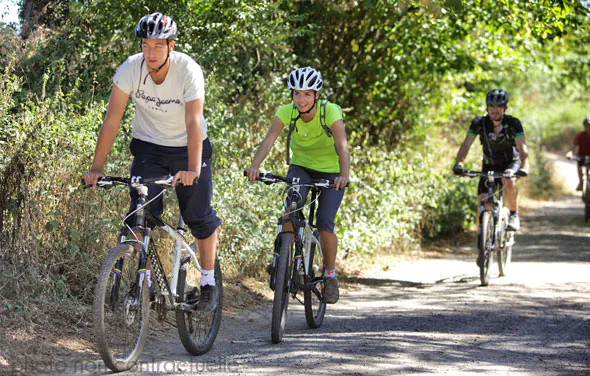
[576,182,583,191]
[324,277,340,304]
[507,214,520,231]
[196,285,218,313]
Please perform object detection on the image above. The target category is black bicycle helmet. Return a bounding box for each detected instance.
[486,89,509,106]
[135,12,177,40]
[584,117,590,125]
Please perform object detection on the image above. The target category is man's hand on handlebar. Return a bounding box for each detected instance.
[83,171,104,189]
[172,170,199,187]
[453,163,465,176]
[515,168,528,178]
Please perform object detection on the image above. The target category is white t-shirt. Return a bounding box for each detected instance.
[113,51,208,147]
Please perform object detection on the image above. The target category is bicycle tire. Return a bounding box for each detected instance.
[497,208,511,277]
[94,244,150,372]
[480,212,494,286]
[584,178,590,222]
[271,234,293,343]
[176,257,223,355]
[304,230,326,328]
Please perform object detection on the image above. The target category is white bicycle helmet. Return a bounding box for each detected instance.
[135,12,177,40]
[287,67,323,91]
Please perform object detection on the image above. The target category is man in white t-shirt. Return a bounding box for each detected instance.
[83,12,221,312]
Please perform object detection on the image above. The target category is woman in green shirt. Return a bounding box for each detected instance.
[246,67,350,303]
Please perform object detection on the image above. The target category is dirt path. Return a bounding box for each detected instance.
[35,157,590,375]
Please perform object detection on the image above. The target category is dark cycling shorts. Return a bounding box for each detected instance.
[125,138,222,240]
[286,165,345,234]
[577,156,590,168]
[477,160,521,195]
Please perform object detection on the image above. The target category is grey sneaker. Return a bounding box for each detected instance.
[324,277,340,304]
[507,214,520,231]
[196,285,218,313]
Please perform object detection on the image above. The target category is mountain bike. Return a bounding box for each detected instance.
[461,170,515,286]
[574,156,590,222]
[85,176,223,372]
[247,172,335,343]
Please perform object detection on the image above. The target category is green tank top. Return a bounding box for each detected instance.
[276,101,343,173]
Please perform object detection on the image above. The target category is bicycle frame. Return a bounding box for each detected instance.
[98,177,203,309]
[280,184,323,293]
[262,174,326,294]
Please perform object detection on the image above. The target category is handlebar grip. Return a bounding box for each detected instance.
[81,178,92,189]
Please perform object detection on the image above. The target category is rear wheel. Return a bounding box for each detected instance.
[304,230,326,328]
[271,234,293,343]
[480,212,494,286]
[176,257,223,355]
[94,244,149,372]
[584,174,590,222]
[497,208,511,277]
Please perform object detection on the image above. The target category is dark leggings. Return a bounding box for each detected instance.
[286,165,345,234]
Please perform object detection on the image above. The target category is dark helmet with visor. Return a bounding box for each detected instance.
[584,117,590,125]
[486,89,509,106]
[135,12,177,40]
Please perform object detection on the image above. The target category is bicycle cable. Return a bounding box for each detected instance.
[122,188,168,243]
[281,185,322,217]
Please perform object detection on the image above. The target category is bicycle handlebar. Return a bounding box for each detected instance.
[573,156,590,165]
[243,170,348,188]
[461,170,515,179]
[82,175,176,189]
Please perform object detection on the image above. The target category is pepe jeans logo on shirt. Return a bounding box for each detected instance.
[135,90,182,113]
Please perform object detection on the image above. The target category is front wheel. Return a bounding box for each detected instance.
[271,234,293,343]
[176,257,223,355]
[479,212,494,286]
[497,208,511,277]
[94,244,150,372]
[304,231,326,328]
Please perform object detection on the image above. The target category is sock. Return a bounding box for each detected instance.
[200,269,216,287]
[146,269,152,287]
[325,268,336,278]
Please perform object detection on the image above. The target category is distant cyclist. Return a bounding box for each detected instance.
[453,89,529,233]
[245,67,350,304]
[565,117,590,191]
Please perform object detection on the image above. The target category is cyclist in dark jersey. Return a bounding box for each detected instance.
[453,89,529,232]
[565,117,590,191]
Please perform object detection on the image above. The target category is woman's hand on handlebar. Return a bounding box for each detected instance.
[245,166,260,183]
[334,175,349,190]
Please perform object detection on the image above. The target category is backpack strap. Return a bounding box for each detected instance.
[286,103,299,165]
[319,100,333,137]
